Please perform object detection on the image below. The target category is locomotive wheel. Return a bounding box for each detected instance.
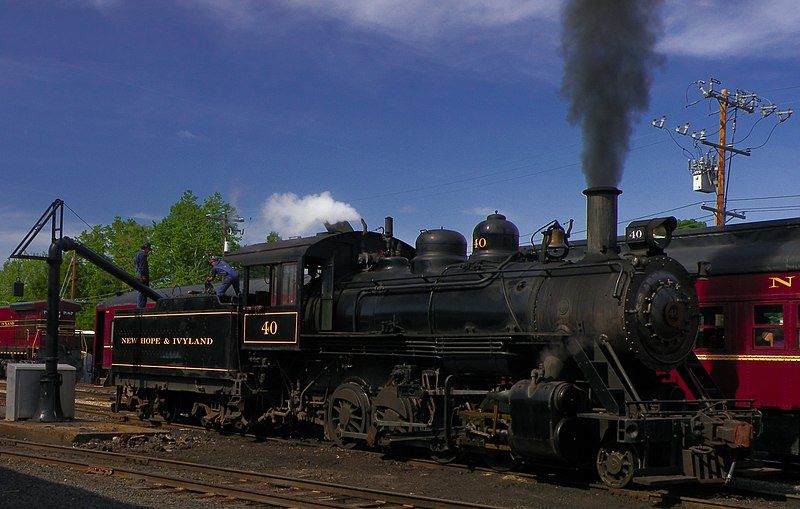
[596,444,638,488]
[483,450,521,472]
[429,444,461,464]
[372,388,415,433]
[326,383,370,449]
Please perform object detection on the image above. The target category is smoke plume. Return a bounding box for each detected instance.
[561,0,663,188]
[260,191,360,237]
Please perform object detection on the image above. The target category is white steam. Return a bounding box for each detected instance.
[260,192,360,237]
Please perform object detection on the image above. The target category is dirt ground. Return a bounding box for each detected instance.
[2,384,797,509]
[81,426,651,509]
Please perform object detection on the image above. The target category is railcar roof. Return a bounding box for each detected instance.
[8,300,82,312]
[559,217,800,275]
[667,217,800,275]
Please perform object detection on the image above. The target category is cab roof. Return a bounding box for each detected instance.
[225,231,415,267]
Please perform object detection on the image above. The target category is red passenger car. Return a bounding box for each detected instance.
[0,300,82,374]
[667,218,800,457]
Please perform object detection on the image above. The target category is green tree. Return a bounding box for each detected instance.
[0,258,50,305]
[150,190,240,287]
[1,190,238,328]
[676,219,707,230]
[73,217,153,328]
[266,231,282,243]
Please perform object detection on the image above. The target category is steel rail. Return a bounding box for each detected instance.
[0,439,498,509]
[0,391,792,508]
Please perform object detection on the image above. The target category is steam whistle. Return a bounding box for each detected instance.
[384,216,395,256]
[357,218,372,269]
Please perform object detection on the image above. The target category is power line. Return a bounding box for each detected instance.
[653,77,794,226]
[352,137,666,203]
[728,193,800,203]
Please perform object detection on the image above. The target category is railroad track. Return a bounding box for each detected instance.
[0,439,498,509]
[1,390,796,507]
[0,438,790,509]
[58,408,800,508]
[408,457,800,509]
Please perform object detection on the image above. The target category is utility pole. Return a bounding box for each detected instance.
[69,252,77,299]
[714,89,729,226]
[653,78,793,226]
[206,211,245,254]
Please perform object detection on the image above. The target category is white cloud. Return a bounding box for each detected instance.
[183,0,563,80]
[259,191,360,237]
[184,0,800,62]
[177,129,199,140]
[465,206,497,217]
[68,0,800,70]
[287,0,559,42]
[660,0,800,58]
[189,0,559,39]
[127,212,161,222]
[78,0,121,8]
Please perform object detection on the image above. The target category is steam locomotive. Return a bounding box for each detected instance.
[110,187,758,487]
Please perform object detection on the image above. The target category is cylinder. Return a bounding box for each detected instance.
[507,380,592,463]
[583,187,621,258]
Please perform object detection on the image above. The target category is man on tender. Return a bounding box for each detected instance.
[207,255,240,298]
[134,242,152,308]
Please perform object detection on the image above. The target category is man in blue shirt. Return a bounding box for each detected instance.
[207,255,240,298]
[134,242,152,308]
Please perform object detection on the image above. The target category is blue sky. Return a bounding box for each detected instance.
[2,0,799,259]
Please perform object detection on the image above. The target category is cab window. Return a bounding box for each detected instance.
[753,304,784,348]
[697,306,725,349]
[246,264,271,306]
[271,262,297,306]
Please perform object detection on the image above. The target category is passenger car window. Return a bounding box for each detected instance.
[753,304,784,348]
[697,306,725,349]
[797,304,800,349]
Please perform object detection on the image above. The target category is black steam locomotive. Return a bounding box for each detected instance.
[112,187,758,487]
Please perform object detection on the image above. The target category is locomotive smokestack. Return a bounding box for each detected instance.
[584,187,621,258]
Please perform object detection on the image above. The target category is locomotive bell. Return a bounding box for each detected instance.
[470,211,519,261]
[542,220,571,261]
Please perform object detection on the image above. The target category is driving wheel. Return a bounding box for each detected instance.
[326,382,370,449]
[596,444,638,488]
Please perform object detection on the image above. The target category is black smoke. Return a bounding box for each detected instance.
[561,0,664,188]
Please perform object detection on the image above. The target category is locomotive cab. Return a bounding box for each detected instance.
[227,230,416,347]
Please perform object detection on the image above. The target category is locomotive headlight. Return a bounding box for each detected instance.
[625,217,678,255]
